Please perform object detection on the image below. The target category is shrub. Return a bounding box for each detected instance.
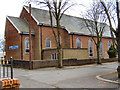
[107,45,117,58]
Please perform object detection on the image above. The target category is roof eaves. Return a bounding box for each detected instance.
[7,16,21,33]
[69,32,112,38]
[20,32,35,35]
[23,6,40,25]
[38,23,70,33]
[63,27,71,34]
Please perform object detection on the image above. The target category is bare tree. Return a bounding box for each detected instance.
[82,0,107,64]
[100,0,120,78]
[26,0,74,68]
[100,0,117,47]
[0,38,5,56]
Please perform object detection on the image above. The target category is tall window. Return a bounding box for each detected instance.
[76,38,81,48]
[100,41,103,57]
[108,41,111,50]
[25,37,29,53]
[89,39,93,57]
[45,38,51,48]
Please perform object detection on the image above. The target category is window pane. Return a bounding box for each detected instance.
[51,54,54,60]
[25,37,29,53]
[89,39,93,57]
[45,38,51,48]
[76,38,81,48]
[100,41,103,56]
[51,53,58,60]
[26,42,29,48]
[56,53,58,60]
[108,41,111,50]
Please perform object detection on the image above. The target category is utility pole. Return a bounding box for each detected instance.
[29,4,32,69]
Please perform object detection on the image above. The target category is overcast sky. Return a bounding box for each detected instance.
[0,0,25,38]
[0,0,92,39]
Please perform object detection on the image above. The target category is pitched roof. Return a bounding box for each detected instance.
[7,16,35,34]
[24,6,111,38]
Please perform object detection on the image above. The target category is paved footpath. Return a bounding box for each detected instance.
[13,62,119,88]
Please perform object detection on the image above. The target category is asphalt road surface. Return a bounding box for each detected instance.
[13,62,119,89]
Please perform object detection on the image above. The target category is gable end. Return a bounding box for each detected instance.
[23,6,40,25]
[7,16,20,33]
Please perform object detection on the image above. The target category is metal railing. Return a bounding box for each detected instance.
[0,57,13,79]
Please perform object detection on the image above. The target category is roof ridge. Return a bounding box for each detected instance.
[23,5,108,25]
[24,5,84,20]
[7,16,25,20]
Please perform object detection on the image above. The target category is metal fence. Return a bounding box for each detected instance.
[0,57,13,79]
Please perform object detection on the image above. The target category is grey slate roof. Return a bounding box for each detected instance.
[7,16,35,34]
[24,6,111,38]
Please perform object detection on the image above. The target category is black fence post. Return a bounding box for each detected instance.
[0,57,1,78]
[11,57,13,79]
[2,58,5,78]
[7,60,9,77]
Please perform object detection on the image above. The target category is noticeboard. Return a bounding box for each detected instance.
[9,46,18,50]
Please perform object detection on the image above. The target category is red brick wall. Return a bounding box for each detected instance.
[5,19,35,60]
[5,19,21,60]
[70,34,112,59]
[20,7,41,60]
[42,27,70,49]
[21,35,35,60]
[20,7,71,60]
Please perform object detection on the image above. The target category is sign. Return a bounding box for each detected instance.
[9,46,18,50]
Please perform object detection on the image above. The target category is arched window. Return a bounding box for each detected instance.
[100,41,103,57]
[89,39,93,57]
[108,41,111,50]
[25,37,29,53]
[76,38,81,48]
[45,38,51,48]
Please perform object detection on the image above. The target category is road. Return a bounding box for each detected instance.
[13,62,118,88]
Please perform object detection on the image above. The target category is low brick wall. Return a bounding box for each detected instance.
[32,60,58,69]
[13,60,30,69]
[43,48,88,60]
[13,58,117,69]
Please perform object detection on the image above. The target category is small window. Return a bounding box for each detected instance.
[51,53,58,60]
[45,38,51,48]
[25,37,29,54]
[89,39,93,57]
[76,38,81,48]
[108,41,111,50]
[100,41,103,57]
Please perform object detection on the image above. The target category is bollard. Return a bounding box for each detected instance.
[10,56,13,79]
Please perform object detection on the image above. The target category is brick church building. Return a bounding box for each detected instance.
[5,6,112,60]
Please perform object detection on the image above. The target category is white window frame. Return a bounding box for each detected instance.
[76,38,81,48]
[89,39,93,57]
[100,41,103,57]
[45,38,51,48]
[25,37,29,54]
[108,41,111,50]
[51,53,58,60]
